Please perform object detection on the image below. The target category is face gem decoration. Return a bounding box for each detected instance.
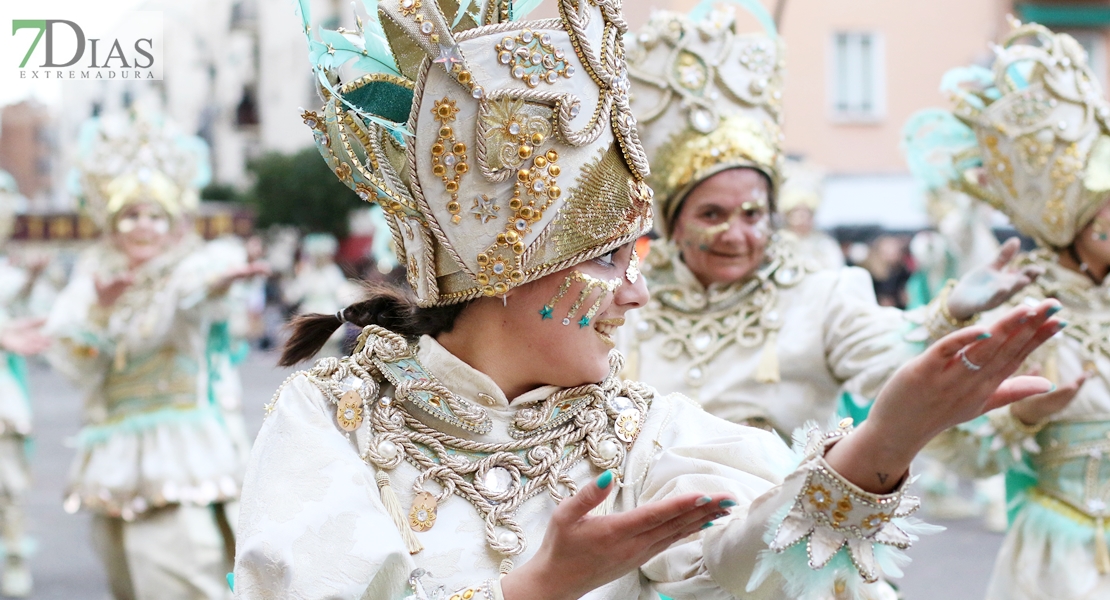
[625,248,640,284]
[539,271,622,327]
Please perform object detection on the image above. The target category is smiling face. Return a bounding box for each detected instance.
[507,242,647,386]
[671,168,771,287]
[440,241,648,395]
[111,202,174,267]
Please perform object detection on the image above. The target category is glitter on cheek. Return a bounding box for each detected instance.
[684,221,729,247]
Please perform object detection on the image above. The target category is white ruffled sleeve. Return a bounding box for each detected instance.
[637,396,927,600]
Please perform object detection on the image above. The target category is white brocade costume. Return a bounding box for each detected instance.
[619,239,958,436]
[234,328,925,600]
[45,237,248,599]
[929,251,1110,599]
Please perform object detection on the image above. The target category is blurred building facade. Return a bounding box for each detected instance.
[54,0,333,193]
[4,0,1107,227]
[547,0,1110,231]
[0,100,55,211]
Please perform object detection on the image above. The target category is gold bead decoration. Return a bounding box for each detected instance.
[430,98,467,223]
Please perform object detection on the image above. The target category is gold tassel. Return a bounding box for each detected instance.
[375,471,423,554]
[754,331,780,384]
[1096,516,1110,575]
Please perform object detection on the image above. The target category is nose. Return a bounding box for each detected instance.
[718,216,749,245]
[615,269,648,309]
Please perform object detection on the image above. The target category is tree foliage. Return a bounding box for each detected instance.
[245,148,363,237]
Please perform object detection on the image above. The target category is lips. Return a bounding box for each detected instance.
[593,317,624,348]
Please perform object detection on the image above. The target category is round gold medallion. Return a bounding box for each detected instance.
[409,491,438,532]
[336,391,363,432]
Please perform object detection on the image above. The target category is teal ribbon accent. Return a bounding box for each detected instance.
[1005,460,1038,526]
[205,321,249,408]
[5,355,28,401]
[835,391,873,424]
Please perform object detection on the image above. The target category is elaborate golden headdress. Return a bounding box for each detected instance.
[904,18,1110,249]
[76,113,211,229]
[625,3,784,235]
[297,0,653,306]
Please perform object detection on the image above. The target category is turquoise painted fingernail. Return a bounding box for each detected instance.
[597,470,613,489]
[976,332,992,340]
[1047,305,1062,317]
[1049,384,1057,393]
[1057,321,1068,330]
[719,499,737,508]
[695,496,712,507]
[700,522,714,530]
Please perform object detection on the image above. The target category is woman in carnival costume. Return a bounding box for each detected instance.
[617,4,1039,441]
[912,19,1110,599]
[0,172,49,597]
[45,113,267,600]
[232,1,1066,598]
[777,160,844,272]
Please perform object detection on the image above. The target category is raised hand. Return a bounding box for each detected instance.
[1010,371,1088,426]
[947,237,1043,321]
[0,317,49,355]
[827,299,1062,493]
[94,273,135,307]
[501,471,736,600]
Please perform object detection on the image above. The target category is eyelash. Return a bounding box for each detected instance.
[594,250,617,267]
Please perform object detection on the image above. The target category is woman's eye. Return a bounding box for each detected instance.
[594,250,617,267]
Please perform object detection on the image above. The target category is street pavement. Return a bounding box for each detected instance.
[20,352,1003,599]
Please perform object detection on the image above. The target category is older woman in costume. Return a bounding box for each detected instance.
[617,6,1039,440]
[915,19,1110,600]
[232,2,1064,599]
[45,114,266,600]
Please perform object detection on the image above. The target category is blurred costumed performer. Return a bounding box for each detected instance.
[44,113,266,600]
[916,18,1110,599]
[0,172,49,597]
[778,159,844,271]
[282,232,359,356]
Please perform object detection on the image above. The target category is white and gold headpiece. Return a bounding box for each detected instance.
[905,18,1110,249]
[298,0,653,307]
[76,113,211,229]
[778,159,826,214]
[625,3,784,235]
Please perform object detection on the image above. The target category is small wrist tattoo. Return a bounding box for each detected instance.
[877,472,889,485]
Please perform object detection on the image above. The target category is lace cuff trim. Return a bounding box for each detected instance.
[769,423,920,583]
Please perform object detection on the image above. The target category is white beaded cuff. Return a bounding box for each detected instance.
[770,424,920,583]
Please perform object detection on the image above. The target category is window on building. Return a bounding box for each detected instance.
[829,31,885,122]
